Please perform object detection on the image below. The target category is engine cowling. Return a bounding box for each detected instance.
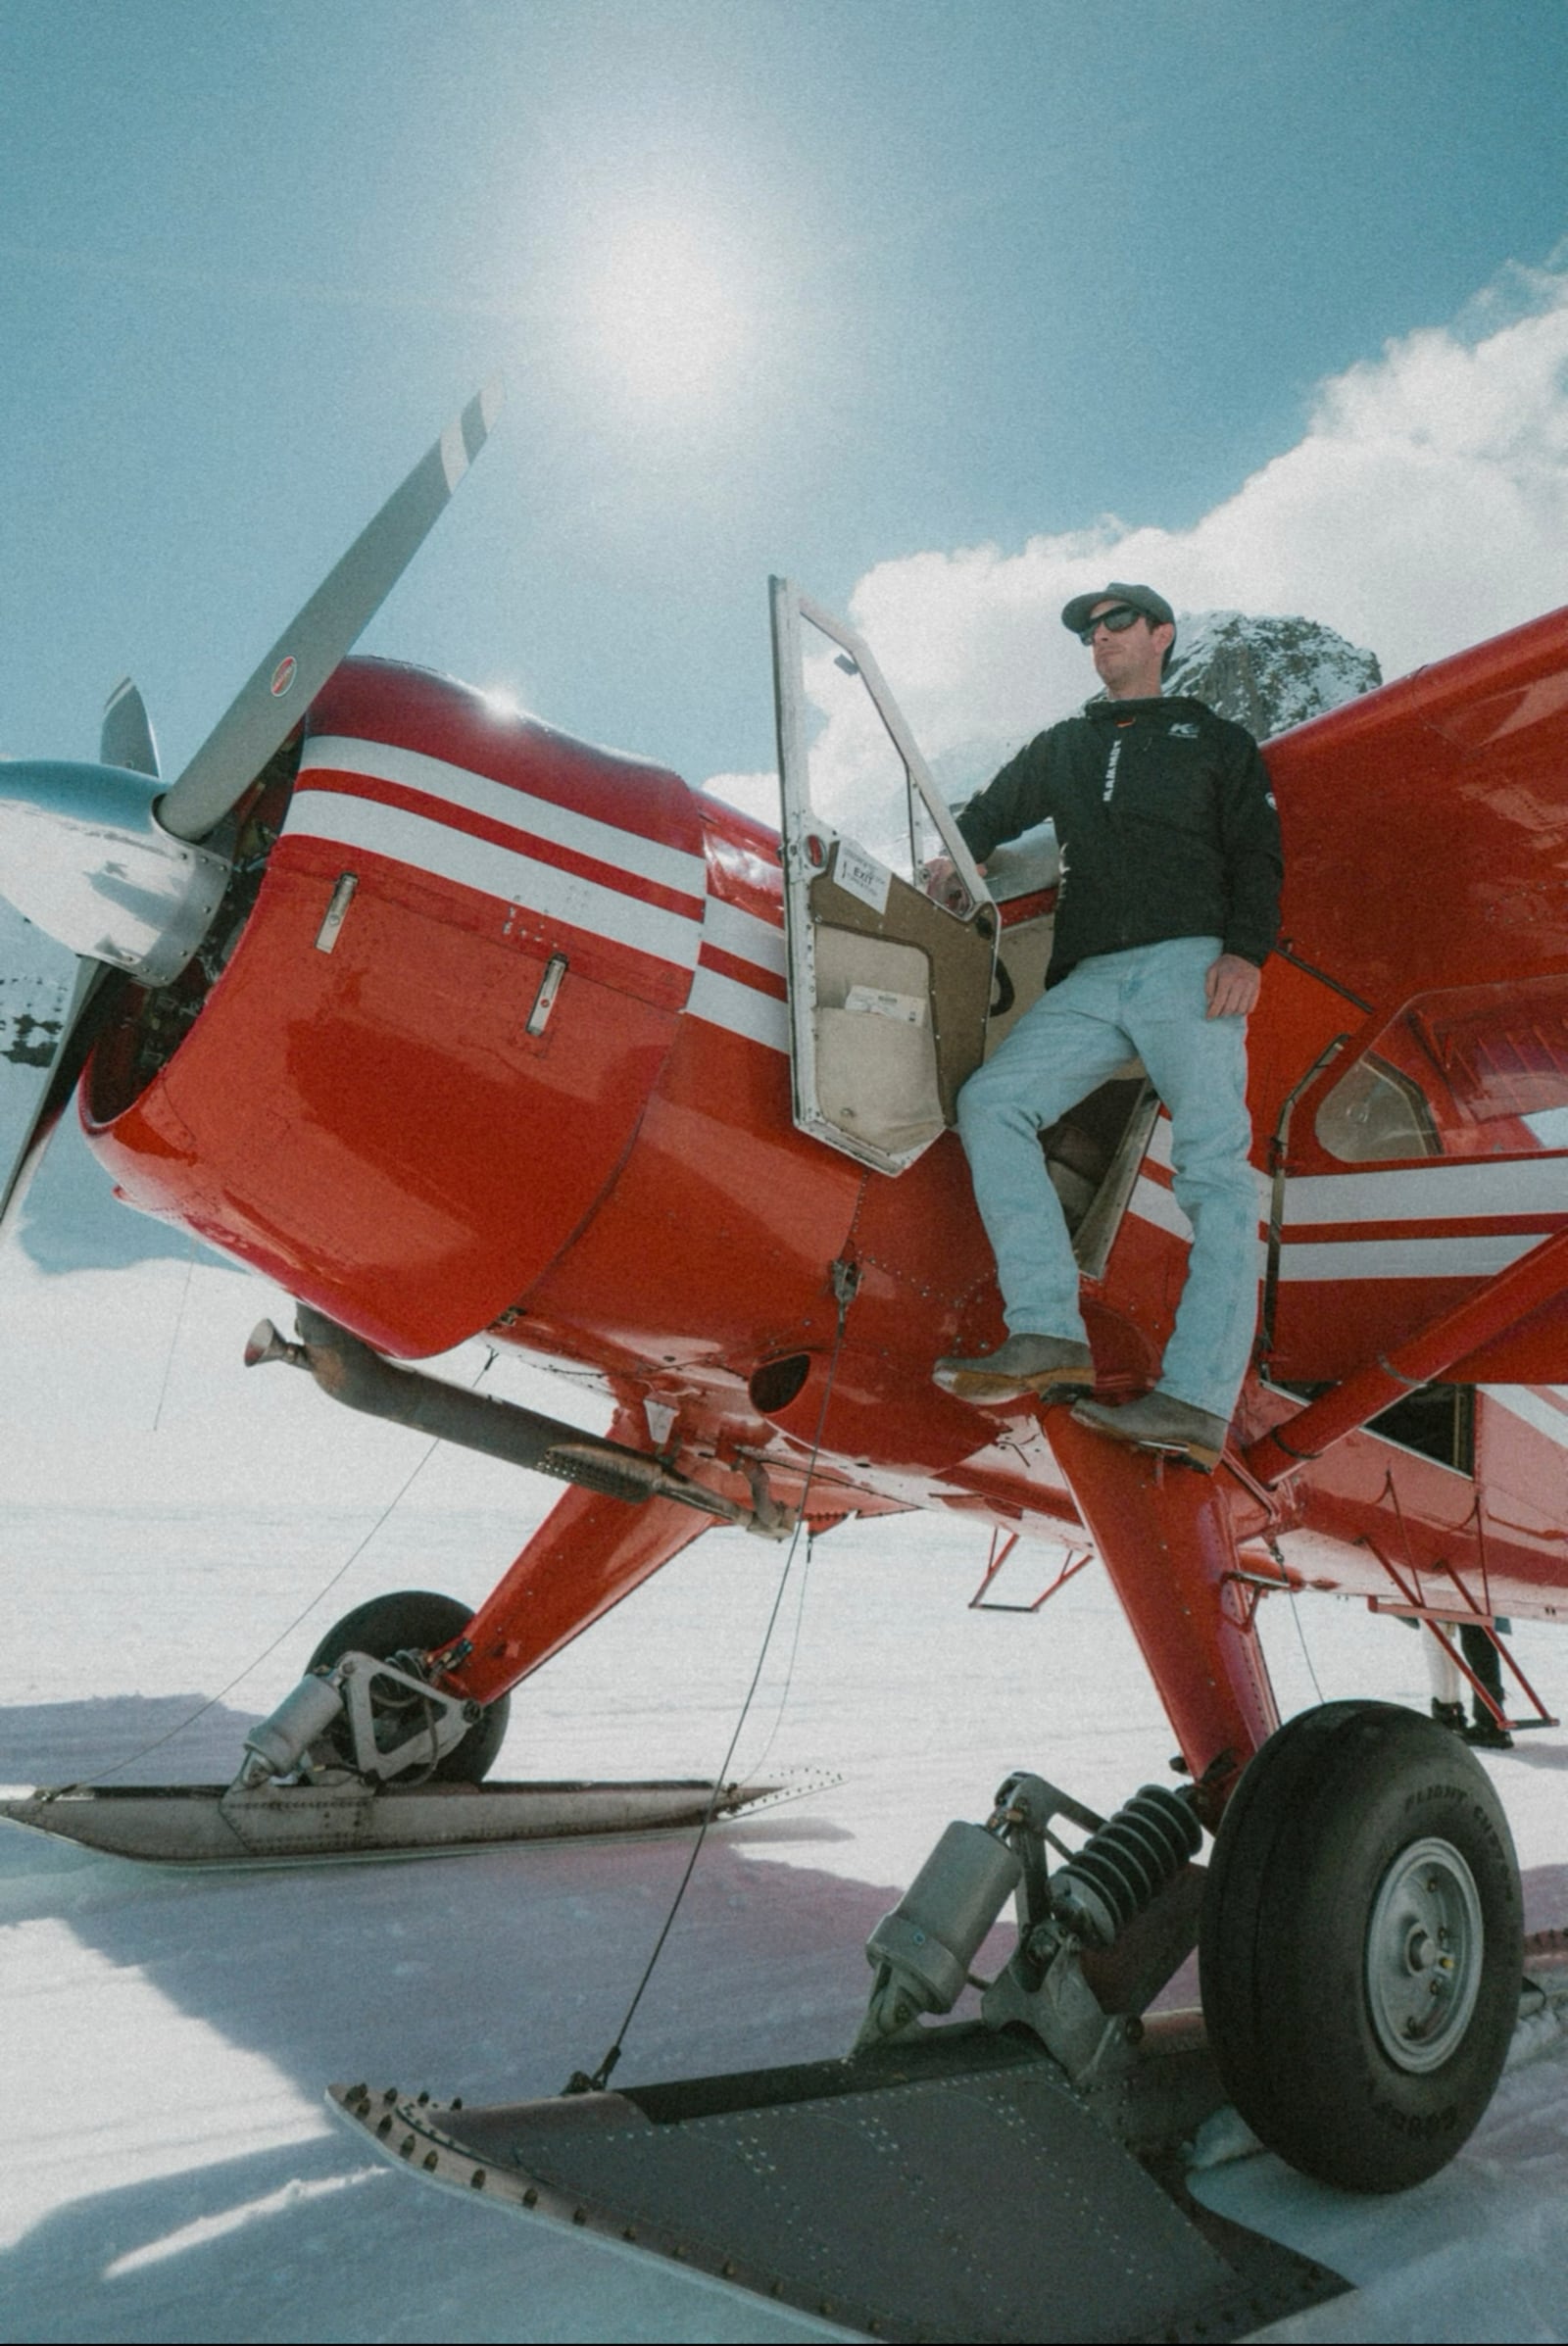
[82,659,708,1356]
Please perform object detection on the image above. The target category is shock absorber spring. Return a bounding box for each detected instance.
[1049,1784,1201,1948]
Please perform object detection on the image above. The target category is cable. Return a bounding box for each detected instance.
[1286,1585,1327,1706]
[45,1349,494,1795]
[739,1527,816,1781]
[151,1239,198,1433]
[566,1266,858,2094]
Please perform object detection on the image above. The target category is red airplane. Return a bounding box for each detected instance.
[3,391,1567,2303]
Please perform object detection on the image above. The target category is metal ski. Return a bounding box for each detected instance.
[327,2021,1345,2345]
[328,1942,1568,2345]
[0,1771,834,1868]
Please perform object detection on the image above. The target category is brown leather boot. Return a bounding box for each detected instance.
[1071,1390,1230,1471]
[933,1334,1095,1405]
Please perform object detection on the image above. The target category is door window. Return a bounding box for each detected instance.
[769,579,996,1174]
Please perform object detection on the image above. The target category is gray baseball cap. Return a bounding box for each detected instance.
[1060,581,1176,635]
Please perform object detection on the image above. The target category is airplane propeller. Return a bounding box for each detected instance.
[0,380,503,1235]
[99,676,160,779]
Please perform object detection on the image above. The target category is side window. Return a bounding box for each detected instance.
[1316,975,1568,1161]
[1315,1053,1440,1162]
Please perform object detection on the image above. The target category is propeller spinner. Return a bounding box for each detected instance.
[0,379,503,1230]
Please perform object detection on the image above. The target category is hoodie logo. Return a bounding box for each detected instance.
[1168,720,1199,739]
[1102,739,1122,804]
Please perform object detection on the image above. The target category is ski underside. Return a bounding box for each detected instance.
[331,1940,1568,2346]
[331,2017,1338,2344]
[0,1772,830,1866]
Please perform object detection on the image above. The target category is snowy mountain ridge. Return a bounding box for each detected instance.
[1162,609,1383,738]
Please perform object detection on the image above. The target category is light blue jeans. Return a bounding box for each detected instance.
[956,936,1261,1421]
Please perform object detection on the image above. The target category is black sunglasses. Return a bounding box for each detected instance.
[1077,604,1145,646]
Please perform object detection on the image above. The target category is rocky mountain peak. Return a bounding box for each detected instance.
[1165,611,1381,738]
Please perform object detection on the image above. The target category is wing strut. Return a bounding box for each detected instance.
[1244,1220,1568,1486]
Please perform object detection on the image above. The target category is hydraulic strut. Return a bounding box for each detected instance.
[1050,1783,1201,1949]
[234,1648,480,1788]
[857,1770,1202,2080]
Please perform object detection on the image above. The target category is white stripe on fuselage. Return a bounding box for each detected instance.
[1481,1384,1568,1449]
[680,886,789,1049]
[699,895,786,976]
[1129,1172,1194,1242]
[1141,1100,1565,1274]
[297,736,707,901]
[1281,1157,1568,1227]
[286,791,704,971]
[292,744,799,1043]
[1276,1234,1541,1282]
[687,964,790,1052]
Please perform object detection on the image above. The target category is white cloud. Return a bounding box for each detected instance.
[708,256,1568,820]
[702,767,779,824]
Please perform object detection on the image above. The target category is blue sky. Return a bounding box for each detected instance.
[2,0,1566,793]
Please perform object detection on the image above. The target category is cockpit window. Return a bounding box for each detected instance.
[1316,975,1568,1161]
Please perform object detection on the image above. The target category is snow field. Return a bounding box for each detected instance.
[3,1219,1568,2341]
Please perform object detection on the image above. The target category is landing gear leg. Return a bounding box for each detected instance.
[1200,1699,1523,2191]
[304,1588,511,1784]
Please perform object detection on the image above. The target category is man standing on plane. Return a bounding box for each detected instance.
[929,584,1283,1471]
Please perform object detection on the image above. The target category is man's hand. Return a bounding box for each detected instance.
[1205,953,1261,1019]
[922,854,985,911]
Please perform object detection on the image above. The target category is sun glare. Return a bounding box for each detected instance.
[589,217,745,409]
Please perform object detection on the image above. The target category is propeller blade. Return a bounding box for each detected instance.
[0,922,112,1240]
[100,677,160,777]
[157,377,504,846]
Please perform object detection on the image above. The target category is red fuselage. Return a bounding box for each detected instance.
[75,632,1568,1764]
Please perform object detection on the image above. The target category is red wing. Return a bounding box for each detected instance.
[1260,605,1568,1385]
[1266,602,1568,1014]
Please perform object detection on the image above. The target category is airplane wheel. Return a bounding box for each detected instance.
[307,1589,511,1784]
[1200,1699,1521,2192]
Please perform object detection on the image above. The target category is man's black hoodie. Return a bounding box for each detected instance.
[956,695,1283,989]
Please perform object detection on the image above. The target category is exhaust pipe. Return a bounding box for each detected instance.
[247,1306,787,1536]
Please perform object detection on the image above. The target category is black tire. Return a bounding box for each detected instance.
[306,1589,511,1785]
[1200,1699,1521,2191]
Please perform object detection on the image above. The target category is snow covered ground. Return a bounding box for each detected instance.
[4,1133,1568,2343]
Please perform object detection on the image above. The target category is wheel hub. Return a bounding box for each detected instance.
[1365,1835,1484,2073]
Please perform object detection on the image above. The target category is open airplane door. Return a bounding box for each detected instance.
[770,578,997,1173]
